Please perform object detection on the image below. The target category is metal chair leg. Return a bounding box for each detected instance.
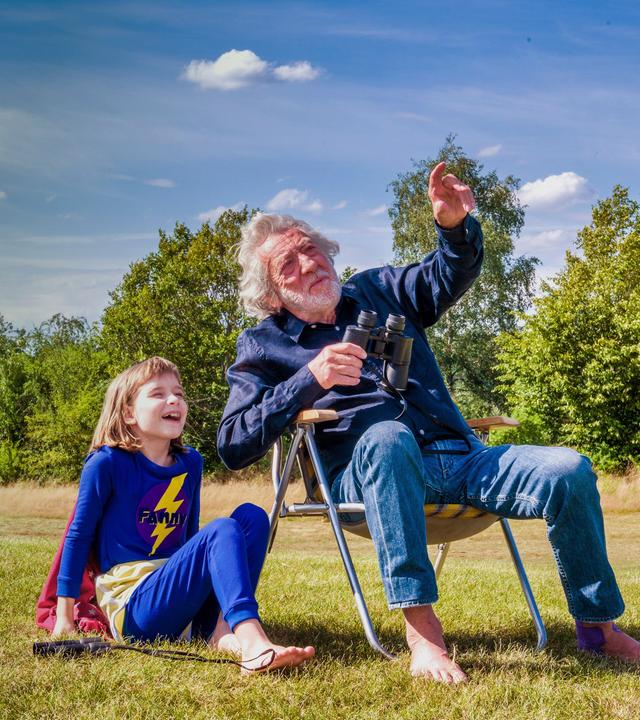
[500,518,548,650]
[434,542,450,580]
[304,429,396,660]
[268,430,305,552]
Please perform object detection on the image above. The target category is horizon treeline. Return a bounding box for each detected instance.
[1,141,638,483]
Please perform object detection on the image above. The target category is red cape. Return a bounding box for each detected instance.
[36,503,112,637]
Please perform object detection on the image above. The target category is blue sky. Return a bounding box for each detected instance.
[1,0,639,327]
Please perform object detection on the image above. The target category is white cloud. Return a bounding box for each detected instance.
[526,229,565,248]
[332,200,348,210]
[144,178,176,188]
[111,174,175,188]
[183,49,268,91]
[0,190,6,200]
[519,172,591,209]
[273,61,321,82]
[197,202,244,223]
[183,49,321,91]
[393,111,431,123]
[304,199,323,213]
[364,204,387,217]
[478,144,502,158]
[266,188,323,213]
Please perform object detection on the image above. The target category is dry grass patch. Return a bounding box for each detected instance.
[599,468,640,513]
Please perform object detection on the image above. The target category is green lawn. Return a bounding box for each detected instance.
[1,510,639,720]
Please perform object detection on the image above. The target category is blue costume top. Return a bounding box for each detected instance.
[217,215,483,480]
[57,445,203,599]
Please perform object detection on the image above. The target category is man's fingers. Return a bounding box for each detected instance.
[428,161,446,194]
[462,188,476,213]
[442,175,470,194]
[330,342,367,359]
[327,351,363,367]
[441,174,459,189]
[329,363,362,379]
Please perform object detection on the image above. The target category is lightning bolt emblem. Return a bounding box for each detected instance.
[149,472,187,556]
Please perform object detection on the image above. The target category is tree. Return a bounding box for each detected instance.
[497,187,640,470]
[100,208,253,469]
[389,136,539,416]
[0,314,109,483]
[0,316,28,482]
[21,315,109,482]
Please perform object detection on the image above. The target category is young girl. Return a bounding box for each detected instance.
[53,356,314,672]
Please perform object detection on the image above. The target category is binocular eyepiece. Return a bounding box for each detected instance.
[343,310,413,391]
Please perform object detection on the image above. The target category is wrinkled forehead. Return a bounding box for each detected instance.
[258,227,312,263]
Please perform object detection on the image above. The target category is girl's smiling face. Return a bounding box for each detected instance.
[124,372,187,443]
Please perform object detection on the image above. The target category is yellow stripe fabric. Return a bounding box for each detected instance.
[424,504,487,519]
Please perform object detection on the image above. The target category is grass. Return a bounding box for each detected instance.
[1,483,639,720]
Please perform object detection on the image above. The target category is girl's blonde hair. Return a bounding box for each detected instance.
[91,356,186,453]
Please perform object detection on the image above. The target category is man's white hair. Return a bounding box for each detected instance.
[237,213,340,319]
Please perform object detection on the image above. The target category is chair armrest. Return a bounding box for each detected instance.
[465,416,520,431]
[295,409,339,424]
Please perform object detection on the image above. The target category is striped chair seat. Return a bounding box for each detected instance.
[342,503,499,545]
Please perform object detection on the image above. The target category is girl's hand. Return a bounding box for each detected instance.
[52,596,76,637]
[52,616,76,637]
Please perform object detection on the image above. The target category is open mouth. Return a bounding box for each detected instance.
[162,412,182,421]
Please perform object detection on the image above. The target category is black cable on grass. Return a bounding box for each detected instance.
[33,637,275,671]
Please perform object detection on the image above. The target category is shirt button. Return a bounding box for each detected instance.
[419,429,425,436]
[310,324,317,329]
[335,325,340,331]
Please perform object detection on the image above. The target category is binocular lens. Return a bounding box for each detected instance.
[357,310,378,329]
[385,314,405,333]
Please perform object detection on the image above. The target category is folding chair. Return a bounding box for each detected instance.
[268,410,547,659]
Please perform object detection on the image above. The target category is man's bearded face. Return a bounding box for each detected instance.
[261,228,341,317]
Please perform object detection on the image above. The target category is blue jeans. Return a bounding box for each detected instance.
[330,421,624,622]
[123,503,269,641]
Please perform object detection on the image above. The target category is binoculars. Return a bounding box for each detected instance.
[343,310,413,391]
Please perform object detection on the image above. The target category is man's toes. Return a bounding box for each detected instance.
[452,668,468,684]
[438,670,454,684]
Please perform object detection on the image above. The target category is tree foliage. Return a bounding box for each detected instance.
[389,136,539,416]
[497,186,640,470]
[0,315,108,483]
[100,208,252,468]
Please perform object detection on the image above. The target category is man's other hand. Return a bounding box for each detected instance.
[428,161,476,229]
[308,342,367,389]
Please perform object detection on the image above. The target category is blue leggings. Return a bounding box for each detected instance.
[123,503,269,641]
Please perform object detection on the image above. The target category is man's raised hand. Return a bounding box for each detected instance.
[428,161,476,229]
[308,342,367,390]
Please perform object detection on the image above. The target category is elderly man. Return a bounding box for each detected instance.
[217,163,640,683]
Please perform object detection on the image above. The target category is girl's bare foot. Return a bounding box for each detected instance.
[208,615,241,657]
[232,618,315,675]
[240,643,316,675]
[404,605,468,685]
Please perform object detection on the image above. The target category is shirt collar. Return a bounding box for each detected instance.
[276,288,358,341]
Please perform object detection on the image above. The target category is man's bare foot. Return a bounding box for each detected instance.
[578,621,640,662]
[232,618,315,675]
[208,615,241,656]
[404,605,468,685]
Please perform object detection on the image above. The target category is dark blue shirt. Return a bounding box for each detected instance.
[217,215,483,480]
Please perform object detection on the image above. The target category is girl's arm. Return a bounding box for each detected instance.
[57,451,113,609]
